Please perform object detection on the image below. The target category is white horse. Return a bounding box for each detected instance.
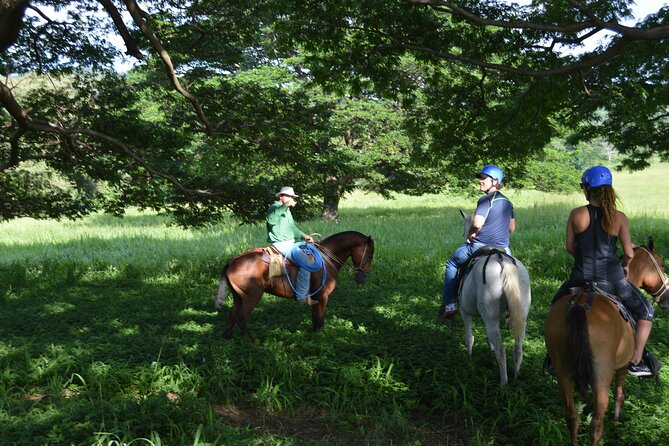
[458,211,532,385]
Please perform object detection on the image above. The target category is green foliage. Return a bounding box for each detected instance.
[518,146,582,193]
[3,1,669,226]
[0,161,102,220]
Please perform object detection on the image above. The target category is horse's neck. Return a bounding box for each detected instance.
[630,248,656,287]
[320,236,357,268]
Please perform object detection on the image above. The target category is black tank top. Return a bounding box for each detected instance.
[569,205,625,282]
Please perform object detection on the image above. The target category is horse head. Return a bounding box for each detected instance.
[352,235,374,284]
[630,236,669,309]
[459,209,471,242]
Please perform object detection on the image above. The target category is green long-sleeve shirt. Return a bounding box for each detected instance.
[266,201,306,243]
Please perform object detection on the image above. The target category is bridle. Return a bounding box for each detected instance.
[315,240,371,278]
[636,247,669,302]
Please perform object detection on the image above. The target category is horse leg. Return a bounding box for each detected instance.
[555,375,579,446]
[224,292,242,339]
[513,334,525,379]
[484,321,508,385]
[613,367,627,421]
[590,374,613,446]
[311,295,328,331]
[462,313,475,355]
[236,292,262,344]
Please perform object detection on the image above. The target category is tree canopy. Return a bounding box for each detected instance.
[1,1,668,224]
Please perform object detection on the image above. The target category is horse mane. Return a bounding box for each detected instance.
[320,231,370,245]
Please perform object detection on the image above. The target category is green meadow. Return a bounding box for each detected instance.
[1,164,669,445]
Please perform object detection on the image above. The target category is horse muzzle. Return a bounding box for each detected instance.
[656,289,669,309]
[354,269,369,284]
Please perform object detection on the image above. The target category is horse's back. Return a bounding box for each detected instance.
[460,254,530,316]
[587,294,635,371]
[226,250,270,292]
[545,292,634,373]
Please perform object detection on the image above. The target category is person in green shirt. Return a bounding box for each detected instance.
[267,186,316,305]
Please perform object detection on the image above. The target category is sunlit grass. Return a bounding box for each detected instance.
[0,163,668,445]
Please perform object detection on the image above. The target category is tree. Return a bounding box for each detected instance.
[1,1,438,224]
[2,1,669,224]
[275,0,669,171]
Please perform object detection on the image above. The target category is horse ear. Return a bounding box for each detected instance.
[647,236,654,251]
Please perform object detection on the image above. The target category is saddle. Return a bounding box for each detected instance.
[562,281,633,324]
[456,247,516,296]
[252,246,293,278]
[254,244,321,278]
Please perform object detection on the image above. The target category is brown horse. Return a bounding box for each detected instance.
[544,236,668,446]
[215,231,374,342]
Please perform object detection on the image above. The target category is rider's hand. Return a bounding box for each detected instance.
[304,235,314,243]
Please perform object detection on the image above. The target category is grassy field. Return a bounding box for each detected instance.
[1,164,669,445]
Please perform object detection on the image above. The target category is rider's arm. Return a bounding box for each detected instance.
[466,214,486,243]
[509,217,516,233]
[617,211,634,275]
[266,203,286,225]
[565,209,577,256]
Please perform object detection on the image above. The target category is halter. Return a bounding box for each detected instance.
[636,247,669,301]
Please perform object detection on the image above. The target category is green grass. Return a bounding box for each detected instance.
[1,164,669,445]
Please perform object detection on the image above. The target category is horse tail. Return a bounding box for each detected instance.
[501,262,525,340]
[567,302,593,398]
[214,264,230,310]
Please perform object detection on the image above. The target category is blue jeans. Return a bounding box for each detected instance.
[442,241,511,306]
[273,240,312,300]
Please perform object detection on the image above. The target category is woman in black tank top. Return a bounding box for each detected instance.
[551,166,654,376]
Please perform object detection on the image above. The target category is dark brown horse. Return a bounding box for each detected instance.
[215,231,374,341]
[544,236,668,446]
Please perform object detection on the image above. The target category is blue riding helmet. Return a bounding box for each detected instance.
[477,165,504,184]
[582,165,612,187]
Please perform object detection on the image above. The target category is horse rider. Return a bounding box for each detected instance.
[548,165,654,376]
[266,186,317,306]
[439,165,516,319]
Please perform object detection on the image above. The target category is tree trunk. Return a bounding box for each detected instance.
[322,176,340,222]
[0,0,29,53]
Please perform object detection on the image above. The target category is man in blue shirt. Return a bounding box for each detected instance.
[439,165,516,318]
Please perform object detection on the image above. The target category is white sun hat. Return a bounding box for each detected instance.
[275,186,299,197]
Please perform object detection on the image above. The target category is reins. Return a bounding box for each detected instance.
[315,239,370,278]
[636,247,669,300]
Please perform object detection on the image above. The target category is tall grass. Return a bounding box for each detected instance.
[1,164,668,445]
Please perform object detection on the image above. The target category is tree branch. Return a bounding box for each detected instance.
[386,36,632,78]
[97,0,144,59]
[564,0,669,40]
[121,0,215,135]
[0,77,32,124]
[0,77,218,197]
[409,0,597,33]
[411,0,669,39]
[403,0,669,78]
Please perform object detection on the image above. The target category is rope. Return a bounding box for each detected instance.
[284,242,327,297]
[637,247,669,298]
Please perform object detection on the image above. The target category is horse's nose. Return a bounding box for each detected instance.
[355,271,368,283]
